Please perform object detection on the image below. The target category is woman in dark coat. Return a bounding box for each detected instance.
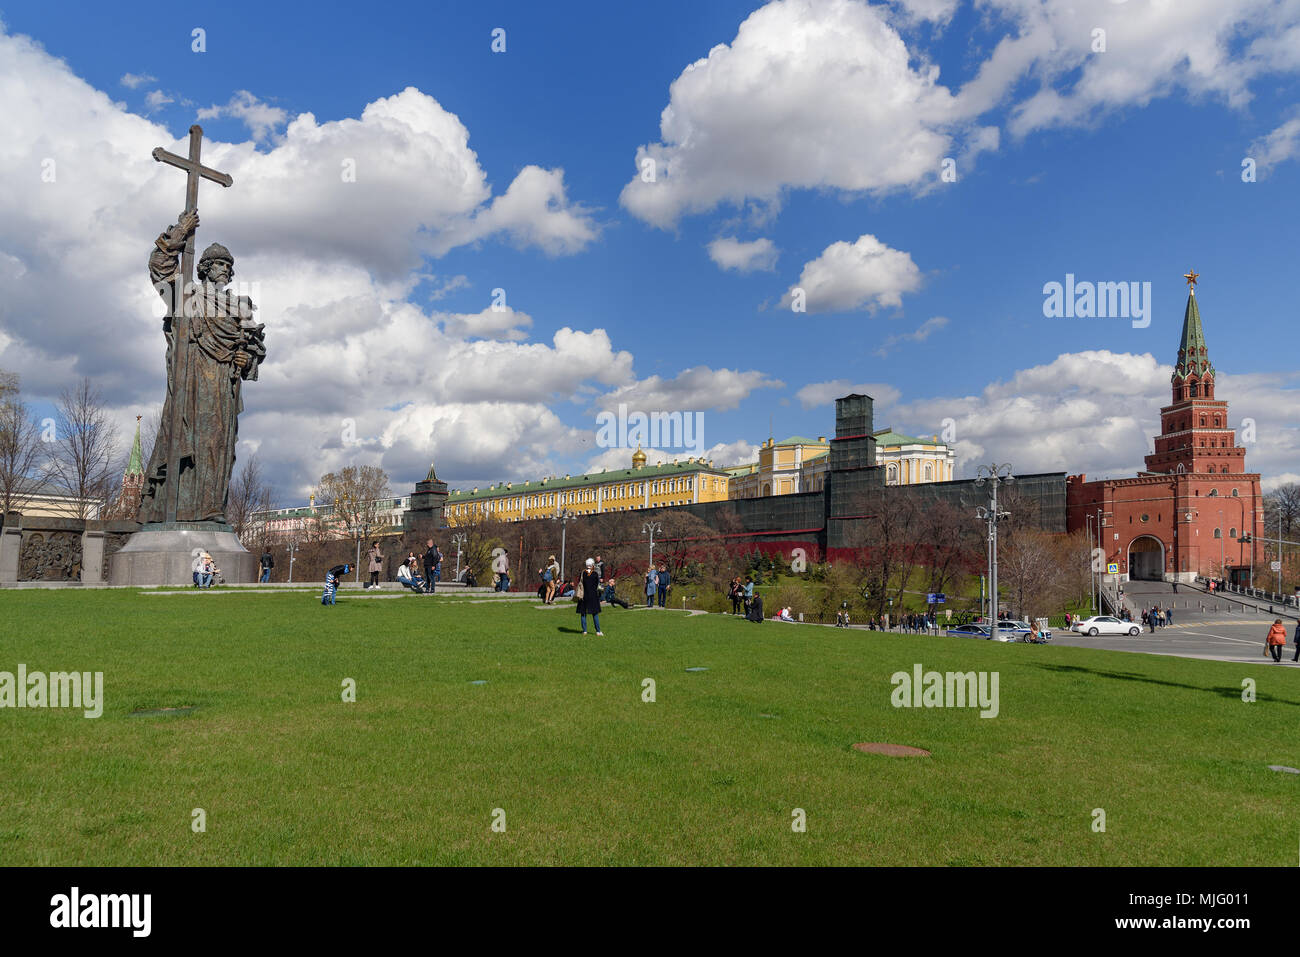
[576,557,604,636]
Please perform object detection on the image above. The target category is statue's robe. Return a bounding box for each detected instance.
[139,230,266,524]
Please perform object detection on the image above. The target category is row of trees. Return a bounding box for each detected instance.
[428,486,1094,623]
[1,372,122,522]
[2,368,277,531]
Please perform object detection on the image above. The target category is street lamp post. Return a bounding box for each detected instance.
[1276,509,1284,597]
[642,521,663,567]
[1096,506,1105,609]
[1219,508,1225,582]
[1238,498,1252,590]
[1085,514,1095,615]
[452,531,468,583]
[287,541,297,583]
[552,511,577,580]
[975,463,1014,638]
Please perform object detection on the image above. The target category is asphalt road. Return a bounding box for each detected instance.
[1054,580,1300,667]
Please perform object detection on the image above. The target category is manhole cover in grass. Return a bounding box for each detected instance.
[129,706,196,717]
[469,680,488,685]
[684,666,709,673]
[1267,765,1300,774]
[853,742,931,757]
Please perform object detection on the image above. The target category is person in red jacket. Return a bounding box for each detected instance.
[1265,619,1288,663]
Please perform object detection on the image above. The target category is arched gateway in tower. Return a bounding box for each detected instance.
[1128,535,1165,581]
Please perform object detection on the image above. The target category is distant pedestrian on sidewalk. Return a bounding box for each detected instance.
[1266,618,1287,662]
[656,562,671,607]
[1294,621,1299,663]
[259,549,274,583]
[644,565,658,607]
[367,542,383,589]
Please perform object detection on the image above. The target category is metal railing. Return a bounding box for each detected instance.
[1191,576,1300,621]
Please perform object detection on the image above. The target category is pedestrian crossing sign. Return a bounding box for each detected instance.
[1106,562,1119,574]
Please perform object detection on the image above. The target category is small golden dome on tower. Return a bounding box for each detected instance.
[632,445,647,469]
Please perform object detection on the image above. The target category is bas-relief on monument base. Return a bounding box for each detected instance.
[108,524,255,586]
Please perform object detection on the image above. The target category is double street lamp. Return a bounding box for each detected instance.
[552,510,577,580]
[642,521,663,567]
[451,531,468,583]
[974,463,1014,638]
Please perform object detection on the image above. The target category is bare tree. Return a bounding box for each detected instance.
[917,499,979,611]
[0,371,47,525]
[48,378,120,520]
[229,453,275,545]
[316,465,392,577]
[1264,484,1300,539]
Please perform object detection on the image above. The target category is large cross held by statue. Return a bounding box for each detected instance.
[151,124,233,523]
[152,124,233,291]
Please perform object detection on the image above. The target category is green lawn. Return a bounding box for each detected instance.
[0,589,1295,865]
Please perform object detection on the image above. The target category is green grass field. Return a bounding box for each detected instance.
[1,589,1296,865]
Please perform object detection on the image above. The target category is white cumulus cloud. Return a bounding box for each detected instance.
[780,234,922,313]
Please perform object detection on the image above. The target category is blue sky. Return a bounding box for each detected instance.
[2,0,1298,501]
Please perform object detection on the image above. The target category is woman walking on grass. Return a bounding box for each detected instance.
[544,555,560,605]
[577,558,604,636]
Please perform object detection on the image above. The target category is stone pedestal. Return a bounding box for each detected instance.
[0,514,21,583]
[109,523,256,586]
[81,527,105,584]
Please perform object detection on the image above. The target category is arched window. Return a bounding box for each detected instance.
[1208,488,1219,496]
[1213,527,1222,539]
[887,464,897,482]
[1231,488,1239,497]
[924,464,933,481]
[1200,416,1206,427]
[1229,528,1237,538]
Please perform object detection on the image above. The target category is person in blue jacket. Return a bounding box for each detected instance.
[322,563,350,605]
[656,562,671,607]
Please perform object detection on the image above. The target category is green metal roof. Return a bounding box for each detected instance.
[447,458,729,502]
[873,427,943,447]
[1173,290,1215,382]
[773,435,826,447]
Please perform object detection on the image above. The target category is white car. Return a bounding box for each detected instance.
[1071,615,1141,637]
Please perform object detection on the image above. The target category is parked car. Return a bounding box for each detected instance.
[946,624,1017,642]
[1070,615,1141,637]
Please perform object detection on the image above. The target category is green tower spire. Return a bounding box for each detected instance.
[1172,273,1214,383]
[126,416,144,476]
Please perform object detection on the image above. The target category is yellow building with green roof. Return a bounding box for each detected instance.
[444,446,731,524]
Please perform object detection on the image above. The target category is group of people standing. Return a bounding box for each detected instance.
[1139,605,1172,631]
[726,577,755,616]
[644,562,671,607]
